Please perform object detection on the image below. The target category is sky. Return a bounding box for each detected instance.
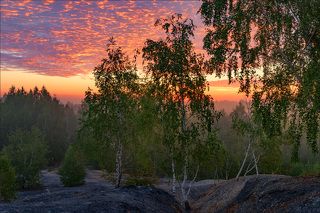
[0,0,245,104]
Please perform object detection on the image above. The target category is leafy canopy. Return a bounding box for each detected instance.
[200,0,320,158]
[143,14,221,169]
[82,37,140,144]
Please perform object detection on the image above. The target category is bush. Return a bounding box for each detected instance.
[2,128,47,189]
[286,162,320,176]
[0,156,16,201]
[124,176,157,187]
[287,163,305,176]
[301,163,320,176]
[59,146,86,187]
[77,129,112,170]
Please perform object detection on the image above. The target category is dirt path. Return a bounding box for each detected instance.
[41,169,110,186]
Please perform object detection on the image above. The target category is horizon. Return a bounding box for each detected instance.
[0,79,246,115]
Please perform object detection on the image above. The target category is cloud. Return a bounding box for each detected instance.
[1,0,205,77]
[43,0,54,6]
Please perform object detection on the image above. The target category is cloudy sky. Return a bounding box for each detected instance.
[1,0,243,104]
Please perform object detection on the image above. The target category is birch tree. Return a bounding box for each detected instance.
[142,14,220,210]
[81,38,139,187]
[200,0,320,159]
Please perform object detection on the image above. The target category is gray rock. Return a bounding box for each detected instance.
[0,185,182,213]
[192,175,320,213]
[0,170,182,213]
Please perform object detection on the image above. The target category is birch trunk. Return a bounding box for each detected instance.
[180,91,191,210]
[115,141,123,188]
[236,139,251,180]
[180,155,191,211]
[115,110,123,188]
[252,151,259,176]
[171,155,176,194]
[186,165,199,198]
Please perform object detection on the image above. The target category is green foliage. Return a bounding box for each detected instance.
[215,110,243,179]
[126,92,168,177]
[200,0,320,158]
[142,14,221,181]
[285,162,320,177]
[197,142,233,179]
[59,146,86,187]
[77,129,112,170]
[2,128,47,189]
[124,176,157,187]
[302,163,320,176]
[126,138,166,177]
[258,138,282,174]
[81,37,140,146]
[0,156,16,201]
[81,37,140,187]
[0,86,78,165]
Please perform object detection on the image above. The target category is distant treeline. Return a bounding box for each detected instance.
[0,86,78,165]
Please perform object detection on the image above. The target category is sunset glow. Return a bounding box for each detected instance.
[0,0,243,103]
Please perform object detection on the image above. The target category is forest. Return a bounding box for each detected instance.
[0,0,319,211]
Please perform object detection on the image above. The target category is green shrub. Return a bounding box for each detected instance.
[302,163,320,176]
[77,129,112,170]
[284,162,320,176]
[2,128,47,189]
[0,156,16,201]
[59,146,86,187]
[288,163,305,176]
[124,176,157,187]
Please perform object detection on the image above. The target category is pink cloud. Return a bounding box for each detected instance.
[1,0,205,77]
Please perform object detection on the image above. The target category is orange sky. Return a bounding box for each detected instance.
[1,70,245,103]
[0,0,245,104]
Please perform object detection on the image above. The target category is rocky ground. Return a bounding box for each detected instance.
[0,170,182,213]
[0,171,319,213]
[191,175,320,213]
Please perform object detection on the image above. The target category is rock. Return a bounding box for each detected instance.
[192,175,320,213]
[0,185,182,213]
[2,171,318,213]
[0,170,182,213]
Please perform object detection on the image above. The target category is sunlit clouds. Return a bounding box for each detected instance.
[1,0,243,103]
[1,0,202,76]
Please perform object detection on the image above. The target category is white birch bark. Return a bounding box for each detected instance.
[236,139,251,180]
[171,155,176,194]
[180,155,193,210]
[186,165,199,198]
[115,140,123,188]
[115,110,123,188]
[252,151,259,176]
[181,157,188,203]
